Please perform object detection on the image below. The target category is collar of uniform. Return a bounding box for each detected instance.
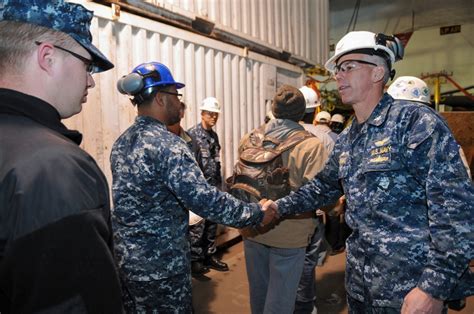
[136,115,167,129]
[180,129,193,143]
[0,88,83,145]
[365,93,394,127]
[197,121,213,133]
[345,93,393,144]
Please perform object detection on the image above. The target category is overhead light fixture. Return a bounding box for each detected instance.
[192,17,215,35]
[280,51,291,61]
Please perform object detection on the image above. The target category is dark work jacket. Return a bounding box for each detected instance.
[0,89,123,313]
[187,123,222,187]
[179,128,204,170]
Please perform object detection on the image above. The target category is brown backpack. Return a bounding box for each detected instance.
[227,125,314,204]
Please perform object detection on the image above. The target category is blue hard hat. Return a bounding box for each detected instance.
[0,0,114,72]
[133,62,185,90]
[117,62,185,105]
[117,62,185,97]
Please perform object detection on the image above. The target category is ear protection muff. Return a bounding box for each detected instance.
[117,70,163,95]
[117,73,144,95]
[116,70,163,105]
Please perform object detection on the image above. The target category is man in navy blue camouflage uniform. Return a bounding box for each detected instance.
[112,62,275,313]
[0,0,123,312]
[188,97,229,274]
[264,31,473,313]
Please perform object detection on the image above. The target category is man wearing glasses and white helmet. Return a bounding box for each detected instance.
[262,31,473,313]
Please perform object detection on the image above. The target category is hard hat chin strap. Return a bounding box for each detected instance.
[131,89,154,106]
[132,86,169,106]
[390,69,396,81]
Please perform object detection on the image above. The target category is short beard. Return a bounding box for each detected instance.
[165,102,181,125]
[166,115,181,126]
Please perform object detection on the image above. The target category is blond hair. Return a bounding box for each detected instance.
[0,21,76,75]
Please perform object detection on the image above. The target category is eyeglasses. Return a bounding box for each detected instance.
[203,110,219,117]
[333,59,378,76]
[159,90,183,100]
[35,41,98,75]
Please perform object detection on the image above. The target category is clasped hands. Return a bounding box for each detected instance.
[401,287,444,314]
[259,199,279,226]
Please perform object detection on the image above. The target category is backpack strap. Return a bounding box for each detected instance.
[275,130,314,154]
[239,129,314,164]
[230,182,262,199]
[243,125,266,149]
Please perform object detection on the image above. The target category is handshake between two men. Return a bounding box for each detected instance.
[258,199,280,226]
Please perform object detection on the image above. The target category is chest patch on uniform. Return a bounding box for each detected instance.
[369,143,391,164]
[374,137,390,147]
[339,151,349,166]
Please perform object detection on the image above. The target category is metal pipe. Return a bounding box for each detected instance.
[421,72,474,103]
[434,76,441,112]
[443,75,474,101]
[98,0,316,69]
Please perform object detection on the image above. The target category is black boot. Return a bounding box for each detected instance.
[447,299,466,311]
[205,256,229,271]
[191,261,209,275]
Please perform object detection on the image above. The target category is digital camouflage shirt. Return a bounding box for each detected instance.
[276,94,474,307]
[187,123,222,187]
[110,116,263,281]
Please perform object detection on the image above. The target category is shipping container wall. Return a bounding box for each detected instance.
[144,0,330,64]
[65,1,308,185]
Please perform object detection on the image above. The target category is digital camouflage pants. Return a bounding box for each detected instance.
[122,273,192,313]
[189,219,217,261]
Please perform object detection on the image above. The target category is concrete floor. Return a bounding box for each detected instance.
[192,239,474,314]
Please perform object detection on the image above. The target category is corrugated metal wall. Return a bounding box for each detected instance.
[145,0,329,64]
[65,0,328,186]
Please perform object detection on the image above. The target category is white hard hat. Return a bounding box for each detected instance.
[200,97,221,113]
[299,86,320,112]
[315,111,331,123]
[330,114,345,124]
[387,76,431,105]
[325,31,403,72]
